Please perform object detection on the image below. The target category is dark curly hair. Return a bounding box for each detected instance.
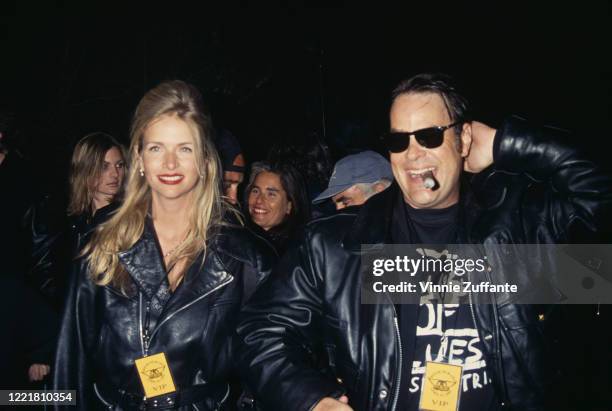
[391,73,471,136]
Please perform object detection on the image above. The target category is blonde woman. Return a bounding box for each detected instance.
[54,80,274,410]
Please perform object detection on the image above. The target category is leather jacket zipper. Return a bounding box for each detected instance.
[384,291,402,411]
[467,271,478,335]
[148,274,234,344]
[469,266,510,407]
[139,293,145,356]
[138,274,233,356]
[143,300,152,355]
[390,315,402,411]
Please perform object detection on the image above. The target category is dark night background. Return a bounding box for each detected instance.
[1,5,611,408]
[1,4,610,195]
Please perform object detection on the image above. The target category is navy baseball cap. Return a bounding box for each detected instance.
[312,151,393,204]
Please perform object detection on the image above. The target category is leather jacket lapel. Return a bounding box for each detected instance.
[157,225,242,321]
[118,220,167,301]
[159,249,233,319]
[341,177,486,248]
[342,184,397,252]
[119,220,237,323]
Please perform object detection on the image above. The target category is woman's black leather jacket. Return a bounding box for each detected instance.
[54,217,276,410]
[24,197,119,310]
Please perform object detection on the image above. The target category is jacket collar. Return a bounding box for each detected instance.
[118,219,168,300]
[118,218,234,301]
[342,184,397,252]
[341,177,486,250]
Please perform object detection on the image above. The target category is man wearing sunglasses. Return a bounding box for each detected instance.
[236,73,611,411]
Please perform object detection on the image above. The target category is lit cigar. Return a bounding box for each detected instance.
[422,170,438,190]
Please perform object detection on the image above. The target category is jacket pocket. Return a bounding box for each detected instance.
[324,344,360,392]
[323,314,360,392]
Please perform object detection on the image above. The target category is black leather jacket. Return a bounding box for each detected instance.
[236,116,612,411]
[24,197,119,310]
[54,217,276,410]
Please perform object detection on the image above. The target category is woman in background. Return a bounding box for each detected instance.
[67,132,127,236]
[26,132,127,308]
[246,161,310,255]
[54,80,273,410]
[25,133,127,384]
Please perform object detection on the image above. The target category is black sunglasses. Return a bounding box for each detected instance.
[382,121,462,152]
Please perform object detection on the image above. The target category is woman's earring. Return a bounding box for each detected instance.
[139,168,145,177]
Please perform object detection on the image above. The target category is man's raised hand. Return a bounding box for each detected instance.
[464,121,496,173]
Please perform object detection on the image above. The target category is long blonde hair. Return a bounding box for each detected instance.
[68,132,126,216]
[85,80,229,291]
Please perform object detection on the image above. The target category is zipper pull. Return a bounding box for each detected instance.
[142,328,150,356]
[143,301,152,356]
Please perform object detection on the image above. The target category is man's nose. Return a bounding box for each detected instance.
[405,135,427,161]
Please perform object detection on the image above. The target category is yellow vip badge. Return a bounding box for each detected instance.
[134,352,177,398]
[419,361,462,411]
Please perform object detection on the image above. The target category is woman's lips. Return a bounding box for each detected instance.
[158,174,184,185]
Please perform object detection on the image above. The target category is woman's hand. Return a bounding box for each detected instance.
[28,364,50,381]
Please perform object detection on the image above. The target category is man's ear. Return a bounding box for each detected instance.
[459,122,472,158]
[286,201,292,215]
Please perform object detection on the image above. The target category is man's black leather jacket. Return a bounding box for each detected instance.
[236,116,612,411]
[54,217,276,410]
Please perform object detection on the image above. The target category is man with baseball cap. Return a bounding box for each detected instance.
[312,150,393,210]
